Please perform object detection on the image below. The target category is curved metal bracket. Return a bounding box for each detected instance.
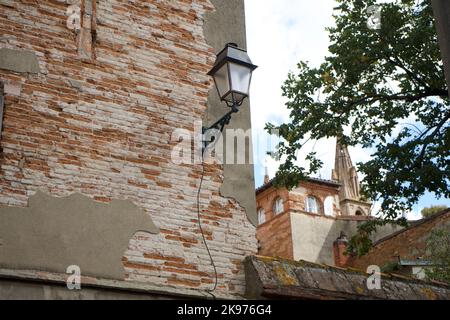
[202,103,239,154]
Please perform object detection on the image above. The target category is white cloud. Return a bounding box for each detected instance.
[245,0,337,184]
[405,207,423,221]
[245,1,450,216]
[246,0,336,129]
[370,200,423,221]
[246,0,425,183]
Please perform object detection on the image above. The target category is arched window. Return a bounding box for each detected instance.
[355,210,363,216]
[324,196,335,216]
[257,208,266,225]
[305,196,319,214]
[273,197,284,215]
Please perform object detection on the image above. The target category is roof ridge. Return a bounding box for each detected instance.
[371,208,450,247]
[255,176,340,194]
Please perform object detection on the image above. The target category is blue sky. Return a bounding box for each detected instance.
[244,0,450,220]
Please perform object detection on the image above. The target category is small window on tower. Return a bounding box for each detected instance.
[306,196,319,214]
[324,196,335,216]
[273,197,284,215]
[257,208,266,225]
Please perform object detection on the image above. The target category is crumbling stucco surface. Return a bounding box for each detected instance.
[0,191,159,280]
[0,268,235,300]
[204,0,257,226]
[0,0,257,296]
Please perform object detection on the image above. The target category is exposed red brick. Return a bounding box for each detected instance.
[0,0,256,298]
[348,210,450,270]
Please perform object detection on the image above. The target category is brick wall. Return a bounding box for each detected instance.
[255,181,341,261]
[256,181,341,222]
[256,211,293,259]
[288,181,341,216]
[256,187,290,221]
[255,182,404,265]
[0,0,256,296]
[255,182,342,261]
[349,210,450,271]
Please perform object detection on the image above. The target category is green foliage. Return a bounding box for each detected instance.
[345,217,408,256]
[425,228,450,283]
[381,260,402,273]
[266,0,449,219]
[421,205,448,218]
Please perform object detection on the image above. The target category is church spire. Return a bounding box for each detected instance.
[332,139,360,200]
[263,158,270,184]
[332,137,370,216]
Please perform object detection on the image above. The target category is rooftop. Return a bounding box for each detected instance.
[256,177,341,195]
[372,208,450,247]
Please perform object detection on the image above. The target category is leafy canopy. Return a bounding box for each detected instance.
[266,0,449,219]
[425,228,450,283]
[421,205,449,218]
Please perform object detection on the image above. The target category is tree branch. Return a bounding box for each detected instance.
[348,89,448,109]
[387,56,431,91]
[416,112,450,167]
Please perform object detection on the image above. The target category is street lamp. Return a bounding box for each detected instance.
[203,43,257,152]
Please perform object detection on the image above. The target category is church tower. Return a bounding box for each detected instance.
[331,138,371,216]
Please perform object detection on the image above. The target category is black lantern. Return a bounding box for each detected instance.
[202,43,257,154]
[208,43,257,107]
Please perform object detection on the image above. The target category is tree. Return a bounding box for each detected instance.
[266,0,449,220]
[425,228,450,283]
[421,205,448,218]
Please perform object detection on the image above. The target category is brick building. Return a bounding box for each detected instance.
[0,0,258,299]
[344,209,450,279]
[255,140,400,266]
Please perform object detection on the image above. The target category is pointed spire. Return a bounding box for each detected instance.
[264,158,270,184]
[333,138,360,200]
[332,136,370,216]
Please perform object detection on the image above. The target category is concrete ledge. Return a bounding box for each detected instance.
[244,255,450,300]
[0,268,236,300]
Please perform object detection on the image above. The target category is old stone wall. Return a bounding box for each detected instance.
[245,255,450,300]
[0,0,257,297]
[349,210,450,271]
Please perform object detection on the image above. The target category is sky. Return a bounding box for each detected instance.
[244,0,450,220]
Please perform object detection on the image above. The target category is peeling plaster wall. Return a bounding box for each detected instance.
[204,0,257,226]
[0,191,158,279]
[0,279,173,300]
[0,0,257,297]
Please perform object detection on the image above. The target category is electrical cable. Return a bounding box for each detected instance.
[196,147,218,299]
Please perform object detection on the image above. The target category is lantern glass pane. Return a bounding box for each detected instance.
[232,92,246,105]
[213,63,230,100]
[229,62,251,96]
